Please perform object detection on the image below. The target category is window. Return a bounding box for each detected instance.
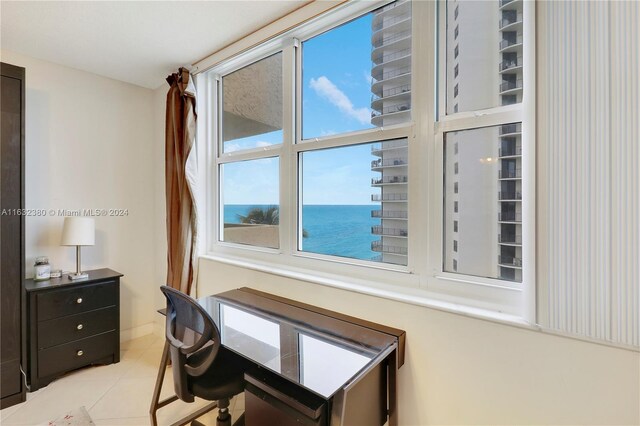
[205,0,533,320]
[222,53,283,153]
[444,125,523,281]
[300,141,408,266]
[212,0,412,267]
[220,158,280,249]
[302,4,412,139]
[446,0,524,114]
[439,0,530,286]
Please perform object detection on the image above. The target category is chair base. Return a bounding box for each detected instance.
[192,412,244,426]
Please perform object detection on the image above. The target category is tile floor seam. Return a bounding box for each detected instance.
[85,372,123,413]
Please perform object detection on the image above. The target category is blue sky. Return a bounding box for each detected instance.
[223,12,378,206]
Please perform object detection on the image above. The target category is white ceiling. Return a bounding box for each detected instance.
[0,1,307,89]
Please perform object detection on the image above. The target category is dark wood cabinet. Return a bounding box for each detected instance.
[0,62,26,409]
[25,269,123,391]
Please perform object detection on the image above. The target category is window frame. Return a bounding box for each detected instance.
[201,0,536,321]
[432,0,536,321]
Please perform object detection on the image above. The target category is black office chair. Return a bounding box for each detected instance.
[160,285,248,426]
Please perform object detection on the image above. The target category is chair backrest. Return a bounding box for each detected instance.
[160,286,222,402]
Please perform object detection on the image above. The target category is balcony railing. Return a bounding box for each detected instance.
[373,30,411,48]
[499,234,522,244]
[499,57,522,71]
[372,193,408,201]
[372,48,411,65]
[372,66,411,83]
[372,176,408,185]
[498,255,522,267]
[371,103,411,118]
[371,157,407,168]
[499,14,523,29]
[500,123,522,135]
[371,226,408,237]
[498,212,522,222]
[372,11,412,31]
[371,241,408,255]
[500,79,523,92]
[499,146,522,157]
[499,36,523,50]
[498,191,522,200]
[372,84,411,101]
[371,140,408,152]
[499,168,522,179]
[371,210,408,219]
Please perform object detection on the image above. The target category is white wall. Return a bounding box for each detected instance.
[197,259,639,425]
[1,50,159,338]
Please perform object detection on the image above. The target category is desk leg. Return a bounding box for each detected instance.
[149,340,178,426]
[388,349,398,426]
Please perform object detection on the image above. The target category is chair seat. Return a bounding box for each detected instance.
[189,347,247,401]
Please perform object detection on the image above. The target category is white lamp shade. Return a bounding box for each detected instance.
[61,217,95,246]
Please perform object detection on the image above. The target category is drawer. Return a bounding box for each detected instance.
[37,281,118,321]
[37,331,117,379]
[244,371,326,426]
[38,307,118,349]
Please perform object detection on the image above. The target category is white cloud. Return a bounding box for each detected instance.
[309,76,371,124]
[225,143,241,153]
[255,141,272,148]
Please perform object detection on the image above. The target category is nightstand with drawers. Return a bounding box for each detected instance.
[25,268,122,391]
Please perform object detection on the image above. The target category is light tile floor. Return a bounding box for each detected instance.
[0,334,244,426]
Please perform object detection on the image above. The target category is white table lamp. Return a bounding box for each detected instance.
[61,217,95,280]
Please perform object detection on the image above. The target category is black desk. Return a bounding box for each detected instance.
[151,288,405,426]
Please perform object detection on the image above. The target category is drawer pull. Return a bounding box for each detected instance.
[77,324,83,330]
[77,350,84,357]
[76,298,83,304]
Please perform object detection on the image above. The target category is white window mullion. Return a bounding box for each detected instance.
[281,42,296,255]
[521,0,537,325]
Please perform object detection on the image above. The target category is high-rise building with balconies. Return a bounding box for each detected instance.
[369,0,411,265]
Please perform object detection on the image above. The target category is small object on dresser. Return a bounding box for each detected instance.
[34,257,51,281]
[49,269,62,279]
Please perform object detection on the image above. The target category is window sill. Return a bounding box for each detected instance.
[198,252,530,329]
[198,253,640,353]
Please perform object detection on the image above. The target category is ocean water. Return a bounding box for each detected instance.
[224,204,379,261]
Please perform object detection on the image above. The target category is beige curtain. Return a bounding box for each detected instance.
[165,68,197,294]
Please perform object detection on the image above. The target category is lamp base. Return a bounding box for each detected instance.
[68,272,89,280]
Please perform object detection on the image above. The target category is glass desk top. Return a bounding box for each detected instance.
[198,289,398,399]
